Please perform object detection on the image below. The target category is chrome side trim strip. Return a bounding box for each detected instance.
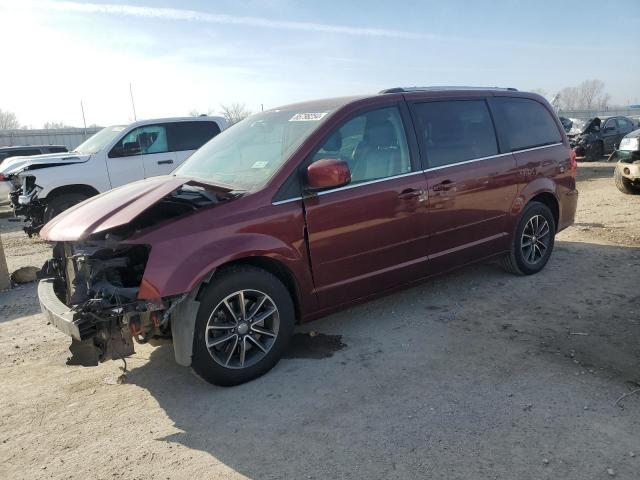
[510,142,563,154]
[422,152,512,173]
[271,142,565,204]
[272,197,302,206]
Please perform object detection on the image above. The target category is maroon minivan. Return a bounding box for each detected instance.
[38,87,578,385]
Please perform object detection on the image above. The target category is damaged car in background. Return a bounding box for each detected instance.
[568,116,635,161]
[0,116,226,236]
[613,128,640,194]
[37,88,578,386]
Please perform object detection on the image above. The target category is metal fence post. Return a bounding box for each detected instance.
[0,234,10,290]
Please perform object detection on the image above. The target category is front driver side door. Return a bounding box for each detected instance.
[106,128,146,188]
[601,118,619,153]
[302,104,430,308]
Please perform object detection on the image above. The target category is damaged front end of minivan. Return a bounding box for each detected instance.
[37,178,242,366]
[39,240,171,365]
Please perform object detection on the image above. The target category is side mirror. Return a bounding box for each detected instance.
[110,142,141,158]
[122,142,141,155]
[306,158,351,191]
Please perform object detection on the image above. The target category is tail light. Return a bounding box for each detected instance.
[0,173,6,181]
[569,149,577,173]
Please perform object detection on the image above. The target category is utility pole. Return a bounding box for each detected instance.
[0,235,10,291]
[129,82,137,121]
[80,100,87,139]
[261,103,264,112]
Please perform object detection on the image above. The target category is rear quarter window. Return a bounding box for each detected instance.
[490,97,562,152]
[412,99,499,168]
[168,121,222,152]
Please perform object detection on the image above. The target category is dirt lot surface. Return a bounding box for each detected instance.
[1,161,639,480]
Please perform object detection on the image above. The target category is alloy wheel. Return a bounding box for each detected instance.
[521,214,551,264]
[205,289,280,369]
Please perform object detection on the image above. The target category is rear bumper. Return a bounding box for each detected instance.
[559,188,579,232]
[38,279,94,340]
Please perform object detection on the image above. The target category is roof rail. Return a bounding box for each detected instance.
[379,86,518,94]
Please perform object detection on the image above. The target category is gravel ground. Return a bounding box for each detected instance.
[1,161,639,480]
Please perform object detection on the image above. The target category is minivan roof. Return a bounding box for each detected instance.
[270,87,532,114]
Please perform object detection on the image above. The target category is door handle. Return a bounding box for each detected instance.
[157,159,174,165]
[432,180,456,192]
[398,188,425,200]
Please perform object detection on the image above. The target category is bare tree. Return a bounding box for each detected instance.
[530,88,547,98]
[558,86,580,110]
[219,103,251,126]
[189,108,216,117]
[558,80,610,110]
[578,79,606,110]
[0,109,20,129]
[43,121,73,129]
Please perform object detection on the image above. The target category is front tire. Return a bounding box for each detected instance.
[44,192,90,222]
[502,202,556,275]
[191,266,295,386]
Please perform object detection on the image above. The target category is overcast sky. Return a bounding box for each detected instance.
[1,0,639,128]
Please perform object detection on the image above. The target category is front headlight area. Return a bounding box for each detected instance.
[619,136,640,152]
[17,174,41,205]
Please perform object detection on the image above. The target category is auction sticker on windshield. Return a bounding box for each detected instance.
[289,112,328,122]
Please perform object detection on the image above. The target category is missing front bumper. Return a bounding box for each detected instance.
[38,279,95,340]
[38,278,136,364]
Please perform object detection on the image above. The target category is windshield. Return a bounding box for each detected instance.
[74,125,126,154]
[174,108,335,190]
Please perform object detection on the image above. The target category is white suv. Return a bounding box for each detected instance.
[0,116,226,235]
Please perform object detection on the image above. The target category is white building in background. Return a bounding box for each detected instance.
[0,127,102,150]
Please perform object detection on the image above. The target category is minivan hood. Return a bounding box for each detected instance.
[40,176,234,242]
[0,152,90,176]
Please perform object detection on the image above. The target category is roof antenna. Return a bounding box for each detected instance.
[129,82,137,121]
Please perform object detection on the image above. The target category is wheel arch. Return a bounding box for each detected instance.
[207,256,302,322]
[46,183,100,200]
[528,191,560,231]
[510,178,560,233]
[169,255,303,368]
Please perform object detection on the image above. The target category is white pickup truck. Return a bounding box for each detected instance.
[0,116,226,235]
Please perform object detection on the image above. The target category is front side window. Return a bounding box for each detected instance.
[603,118,617,131]
[412,100,498,168]
[311,106,411,184]
[491,97,562,152]
[110,125,169,157]
[168,121,221,152]
[175,107,337,190]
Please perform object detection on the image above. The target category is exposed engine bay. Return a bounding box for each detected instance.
[9,173,47,236]
[39,182,240,366]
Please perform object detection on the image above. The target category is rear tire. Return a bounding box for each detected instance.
[191,266,295,386]
[614,165,640,195]
[502,202,556,276]
[44,192,90,222]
